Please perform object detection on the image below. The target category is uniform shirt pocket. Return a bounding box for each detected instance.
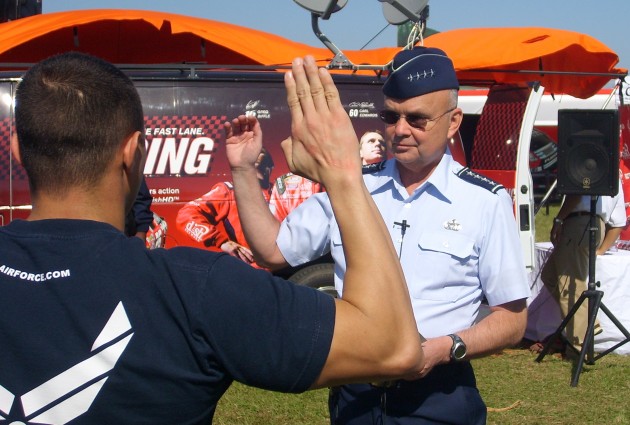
[410,231,476,302]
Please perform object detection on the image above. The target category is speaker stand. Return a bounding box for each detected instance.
[535,196,630,386]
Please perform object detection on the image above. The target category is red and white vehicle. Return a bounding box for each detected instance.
[0,9,626,286]
[459,87,620,199]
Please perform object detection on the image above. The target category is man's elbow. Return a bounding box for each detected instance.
[392,342,425,378]
[377,336,425,380]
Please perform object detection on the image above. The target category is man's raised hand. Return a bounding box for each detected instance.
[283,56,361,186]
[225,115,263,172]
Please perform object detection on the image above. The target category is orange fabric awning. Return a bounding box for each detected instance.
[423,27,626,98]
[0,10,625,98]
[0,9,330,65]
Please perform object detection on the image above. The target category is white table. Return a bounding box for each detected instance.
[526,242,630,354]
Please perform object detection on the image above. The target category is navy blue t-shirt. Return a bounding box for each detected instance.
[0,219,335,424]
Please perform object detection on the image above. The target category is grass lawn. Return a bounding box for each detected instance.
[215,348,630,425]
[214,202,630,424]
[535,202,559,243]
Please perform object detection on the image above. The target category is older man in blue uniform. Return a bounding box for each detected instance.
[228,47,530,424]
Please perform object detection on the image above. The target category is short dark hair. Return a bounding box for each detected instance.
[257,147,274,172]
[15,52,145,195]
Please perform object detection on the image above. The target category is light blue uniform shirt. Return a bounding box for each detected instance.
[277,150,531,337]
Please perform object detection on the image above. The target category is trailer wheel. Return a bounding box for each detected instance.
[288,263,337,298]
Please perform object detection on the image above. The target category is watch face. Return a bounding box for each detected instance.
[453,343,466,359]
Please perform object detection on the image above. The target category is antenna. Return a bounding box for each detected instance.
[293,0,430,71]
[379,0,428,25]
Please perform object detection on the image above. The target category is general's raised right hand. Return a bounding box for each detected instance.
[225,115,264,172]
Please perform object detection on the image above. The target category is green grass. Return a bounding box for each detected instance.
[535,202,560,243]
[214,385,329,425]
[213,202,630,424]
[476,349,630,425]
[214,348,630,424]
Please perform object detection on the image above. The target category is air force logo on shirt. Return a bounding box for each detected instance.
[0,302,133,424]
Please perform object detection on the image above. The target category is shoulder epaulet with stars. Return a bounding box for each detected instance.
[362,161,387,174]
[455,168,504,194]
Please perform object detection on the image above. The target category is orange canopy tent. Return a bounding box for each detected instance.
[0,9,332,66]
[0,9,625,98]
[424,27,626,98]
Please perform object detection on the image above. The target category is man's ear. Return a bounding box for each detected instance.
[10,132,22,165]
[121,131,143,171]
[446,108,464,140]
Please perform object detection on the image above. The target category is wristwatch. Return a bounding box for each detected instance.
[448,334,467,362]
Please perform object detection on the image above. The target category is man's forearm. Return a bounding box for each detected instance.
[598,226,623,255]
[231,167,288,269]
[458,299,527,359]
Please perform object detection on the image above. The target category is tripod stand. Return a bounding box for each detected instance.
[535,196,630,386]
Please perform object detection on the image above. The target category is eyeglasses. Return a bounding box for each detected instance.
[378,108,455,131]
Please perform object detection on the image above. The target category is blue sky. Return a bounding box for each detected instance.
[43,0,629,73]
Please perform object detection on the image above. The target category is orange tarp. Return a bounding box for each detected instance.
[424,27,626,98]
[0,9,331,65]
[0,10,625,98]
[0,9,392,69]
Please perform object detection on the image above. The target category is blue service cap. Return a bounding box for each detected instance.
[383,46,459,99]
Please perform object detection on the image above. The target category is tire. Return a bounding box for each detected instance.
[288,263,337,298]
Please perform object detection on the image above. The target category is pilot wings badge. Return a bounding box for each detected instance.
[443,219,462,231]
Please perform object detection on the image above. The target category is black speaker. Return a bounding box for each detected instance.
[557,109,619,196]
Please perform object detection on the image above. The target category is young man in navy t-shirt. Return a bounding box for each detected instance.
[0,53,423,424]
